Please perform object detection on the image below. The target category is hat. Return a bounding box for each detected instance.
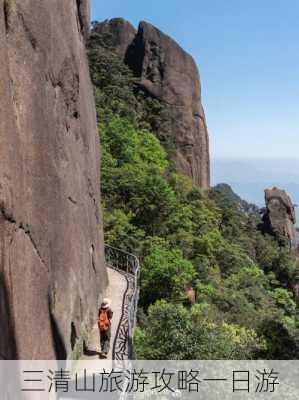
[101,298,111,309]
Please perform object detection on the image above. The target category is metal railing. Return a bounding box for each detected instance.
[104,244,140,360]
[105,245,139,276]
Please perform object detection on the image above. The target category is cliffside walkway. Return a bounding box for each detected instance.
[81,245,140,362]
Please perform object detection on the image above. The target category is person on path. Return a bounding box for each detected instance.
[98,298,113,358]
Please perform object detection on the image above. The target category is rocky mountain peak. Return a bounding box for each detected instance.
[93,18,210,188]
[92,18,136,59]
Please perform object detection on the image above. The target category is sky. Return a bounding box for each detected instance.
[91,0,299,160]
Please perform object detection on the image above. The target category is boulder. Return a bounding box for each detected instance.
[262,187,296,248]
[0,0,107,359]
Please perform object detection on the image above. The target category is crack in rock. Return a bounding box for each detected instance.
[0,204,49,272]
[68,196,78,205]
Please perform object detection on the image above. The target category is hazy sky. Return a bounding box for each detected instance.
[91,0,299,160]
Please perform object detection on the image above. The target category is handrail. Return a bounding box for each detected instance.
[105,245,139,276]
[104,244,140,360]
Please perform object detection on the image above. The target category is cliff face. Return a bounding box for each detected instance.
[94,18,210,188]
[262,187,296,248]
[0,0,107,359]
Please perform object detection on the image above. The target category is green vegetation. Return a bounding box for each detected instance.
[134,300,266,359]
[88,24,299,359]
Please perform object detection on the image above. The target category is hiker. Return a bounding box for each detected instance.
[98,298,113,358]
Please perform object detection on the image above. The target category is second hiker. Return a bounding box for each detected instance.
[98,298,113,358]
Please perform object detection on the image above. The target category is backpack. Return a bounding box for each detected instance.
[98,309,110,332]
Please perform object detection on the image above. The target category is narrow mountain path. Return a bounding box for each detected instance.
[81,266,127,360]
[72,245,139,390]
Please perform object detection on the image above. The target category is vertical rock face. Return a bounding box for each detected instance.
[127,21,210,188]
[262,187,296,248]
[0,0,107,359]
[94,18,210,188]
